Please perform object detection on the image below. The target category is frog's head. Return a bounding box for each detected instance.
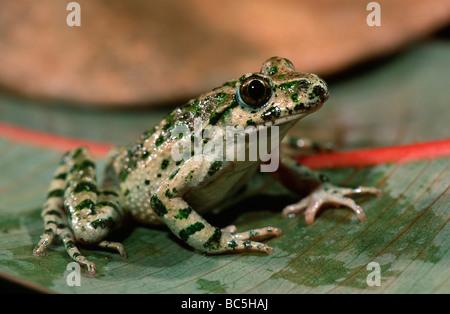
[165,57,328,152]
[227,56,329,136]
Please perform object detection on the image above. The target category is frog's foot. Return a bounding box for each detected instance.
[34,147,128,277]
[217,226,283,255]
[57,226,97,277]
[282,183,381,225]
[60,229,127,277]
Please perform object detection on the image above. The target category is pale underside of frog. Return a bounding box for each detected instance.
[33,57,381,277]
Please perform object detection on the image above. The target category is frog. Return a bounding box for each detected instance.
[33,57,380,277]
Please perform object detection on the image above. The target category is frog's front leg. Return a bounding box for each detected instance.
[33,147,128,277]
[152,158,282,254]
[277,157,381,225]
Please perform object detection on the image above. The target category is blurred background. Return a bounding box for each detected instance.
[0,0,449,149]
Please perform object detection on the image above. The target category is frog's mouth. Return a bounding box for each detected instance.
[263,113,306,127]
[264,101,324,127]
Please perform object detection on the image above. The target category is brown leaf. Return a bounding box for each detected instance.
[0,0,448,107]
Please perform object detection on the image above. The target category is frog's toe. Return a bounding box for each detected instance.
[209,226,282,255]
[80,258,97,278]
[304,194,366,226]
[282,183,381,225]
[281,198,310,218]
[98,240,128,258]
[221,225,238,233]
[232,226,283,241]
[33,233,54,256]
[226,239,275,255]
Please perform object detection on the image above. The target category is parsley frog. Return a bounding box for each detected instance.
[33,57,380,276]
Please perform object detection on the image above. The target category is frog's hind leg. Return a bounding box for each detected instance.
[33,160,69,256]
[34,147,127,276]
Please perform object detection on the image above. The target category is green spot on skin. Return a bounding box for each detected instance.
[260,106,281,121]
[284,58,295,70]
[150,194,168,217]
[246,119,256,127]
[169,168,180,179]
[227,239,238,249]
[47,189,64,199]
[43,229,53,235]
[97,201,119,212]
[185,99,203,116]
[54,172,67,180]
[248,230,259,239]
[179,222,205,242]
[75,199,96,211]
[209,112,222,126]
[290,92,306,110]
[290,92,299,102]
[155,135,165,147]
[203,228,222,250]
[268,65,279,76]
[213,92,228,106]
[309,85,325,100]
[99,190,119,197]
[91,217,114,230]
[72,148,84,159]
[209,99,238,125]
[119,169,129,182]
[174,207,192,220]
[294,103,305,111]
[65,240,75,250]
[165,189,173,198]
[70,160,95,173]
[208,161,223,176]
[161,158,170,170]
[45,210,62,218]
[162,114,175,131]
[73,181,98,194]
[278,80,309,91]
[45,220,57,227]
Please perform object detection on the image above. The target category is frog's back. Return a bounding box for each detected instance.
[111,83,239,223]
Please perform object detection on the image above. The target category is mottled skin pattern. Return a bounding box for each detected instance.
[33,57,380,276]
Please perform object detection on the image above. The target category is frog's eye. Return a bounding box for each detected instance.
[239,75,272,107]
